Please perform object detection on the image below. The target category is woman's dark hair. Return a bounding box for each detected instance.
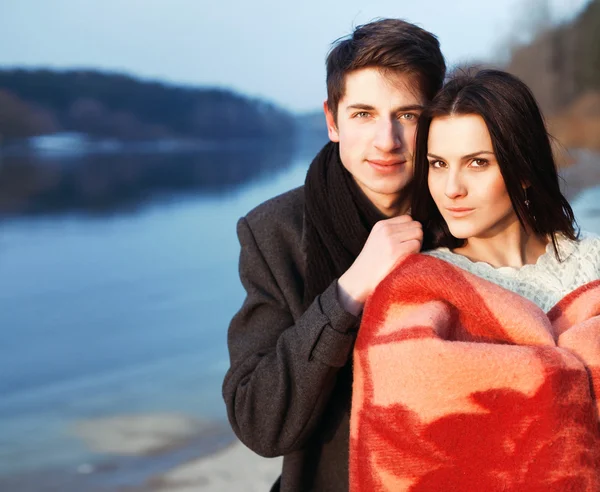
[411,69,577,254]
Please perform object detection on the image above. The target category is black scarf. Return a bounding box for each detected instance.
[303,142,385,308]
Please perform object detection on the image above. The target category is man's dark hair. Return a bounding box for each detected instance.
[411,69,578,254]
[326,18,446,120]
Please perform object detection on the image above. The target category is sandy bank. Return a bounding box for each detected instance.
[70,413,281,491]
[135,441,281,492]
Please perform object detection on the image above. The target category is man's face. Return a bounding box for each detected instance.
[324,68,425,215]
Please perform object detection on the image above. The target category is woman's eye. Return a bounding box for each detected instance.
[429,160,445,168]
[400,113,416,121]
[471,158,488,168]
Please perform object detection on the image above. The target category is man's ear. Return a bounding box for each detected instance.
[323,101,340,143]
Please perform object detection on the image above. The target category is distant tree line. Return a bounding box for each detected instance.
[506,0,599,113]
[0,69,296,141]
[0,143,299,216]
[499,0,600,151]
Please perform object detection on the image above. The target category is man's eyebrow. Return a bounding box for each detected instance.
[345,104,375,111]
[394,104,425,112]
[345,103,424,112]
[427,151,494,160]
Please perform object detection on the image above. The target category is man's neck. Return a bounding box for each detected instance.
[364,188,412,218]
[377,197,411,218]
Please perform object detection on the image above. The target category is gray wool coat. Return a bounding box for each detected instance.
[222,185,361,492]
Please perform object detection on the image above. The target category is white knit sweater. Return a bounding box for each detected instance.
[424,232,600,312]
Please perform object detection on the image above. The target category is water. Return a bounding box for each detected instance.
[0,144,598,480]
[0,143,314,477]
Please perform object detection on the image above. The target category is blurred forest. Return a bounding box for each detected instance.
[502,0,600,150]
[0,70,296,142]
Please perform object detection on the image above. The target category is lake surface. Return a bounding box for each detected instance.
[0,143,599,478]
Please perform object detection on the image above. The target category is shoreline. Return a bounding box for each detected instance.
[0,430,281,492]
[127,440,282,492]
[0,416,238,492]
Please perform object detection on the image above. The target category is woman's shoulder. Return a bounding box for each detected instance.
[569,231,600,267]
[422,231,600,280]
[576,230,600,245]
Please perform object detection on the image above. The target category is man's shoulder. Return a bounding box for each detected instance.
[244,186,305,229]
[238,186,306,267]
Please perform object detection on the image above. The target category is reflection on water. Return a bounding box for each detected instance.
[0,140,304,216]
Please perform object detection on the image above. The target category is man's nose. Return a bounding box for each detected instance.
[373,118,402,153]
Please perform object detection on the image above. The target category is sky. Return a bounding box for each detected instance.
[0,0,592,112]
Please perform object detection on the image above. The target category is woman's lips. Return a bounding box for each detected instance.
[445,207,475,218]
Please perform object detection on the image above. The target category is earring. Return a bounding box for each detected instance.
[524,189,536,221]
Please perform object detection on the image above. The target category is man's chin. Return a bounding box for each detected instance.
[369,176,411,194]
[352,174,412,206]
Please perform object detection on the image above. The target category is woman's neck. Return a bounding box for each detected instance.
[453,223,549,269]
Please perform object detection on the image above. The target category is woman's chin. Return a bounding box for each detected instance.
[447,224,476,240]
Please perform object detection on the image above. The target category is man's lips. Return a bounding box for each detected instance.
[367,159,406,172]
[367,159,405,166]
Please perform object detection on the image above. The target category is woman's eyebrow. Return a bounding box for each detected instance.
[462,150,494,159]
[427,151,494,160]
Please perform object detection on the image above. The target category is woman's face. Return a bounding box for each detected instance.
[427,114,519,240]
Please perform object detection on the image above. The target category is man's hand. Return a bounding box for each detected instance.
[337,215,422,316]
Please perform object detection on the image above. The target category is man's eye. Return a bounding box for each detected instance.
[354,112,370,118]
[400,113,416,121]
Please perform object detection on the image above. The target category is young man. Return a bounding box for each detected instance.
[223,19,446,492]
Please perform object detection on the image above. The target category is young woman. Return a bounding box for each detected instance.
[349,70,600,492]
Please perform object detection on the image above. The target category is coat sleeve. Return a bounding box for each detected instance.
[222,217,358,457]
